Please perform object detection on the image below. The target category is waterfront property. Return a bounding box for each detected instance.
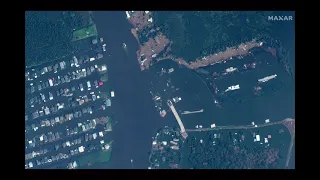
[25,33,113,169]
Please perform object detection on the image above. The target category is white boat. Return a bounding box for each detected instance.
[111,91,115,97]
[225,67,237,73]
[225,85,240,92]
[258,74,277,83]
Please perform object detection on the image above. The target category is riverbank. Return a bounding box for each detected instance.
[93,11,171,169]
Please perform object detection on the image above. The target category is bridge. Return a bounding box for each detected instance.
[167,100,188,139]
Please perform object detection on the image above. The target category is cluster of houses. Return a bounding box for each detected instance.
[25,52,104,83]
[25,116,109,168]
[26,62,107,96]
[25,37,113,169]
[25,106,94,135]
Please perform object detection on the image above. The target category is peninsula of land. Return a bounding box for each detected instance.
[126,11,265,71]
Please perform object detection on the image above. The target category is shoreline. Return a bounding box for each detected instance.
[127,11,264,71]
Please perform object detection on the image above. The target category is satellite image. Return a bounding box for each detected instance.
[25,11,295,169]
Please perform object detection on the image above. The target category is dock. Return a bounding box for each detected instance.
[167,100,188,139]
[181,109,204,115]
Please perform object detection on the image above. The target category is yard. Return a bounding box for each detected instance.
[72,24,98,41]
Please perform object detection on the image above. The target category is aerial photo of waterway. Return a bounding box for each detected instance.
[90,11,294,169]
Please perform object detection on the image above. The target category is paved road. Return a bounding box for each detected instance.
[186,118,295,168]
[185,118,294,132]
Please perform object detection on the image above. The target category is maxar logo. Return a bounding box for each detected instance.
[268,16,293,21]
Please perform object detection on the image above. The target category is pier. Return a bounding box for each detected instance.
[167,100,188,139]
[181,109,204,115]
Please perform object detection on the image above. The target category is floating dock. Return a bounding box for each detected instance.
[181,109,204,115]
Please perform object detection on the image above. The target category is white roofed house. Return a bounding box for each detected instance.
[98,65,107,72]
[255,135,260,142]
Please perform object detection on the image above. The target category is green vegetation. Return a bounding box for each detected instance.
[78,142,113,166]
[151,11,284,62]
[25,11,93,67]
[184,124,291,169]
[72,24,98,41]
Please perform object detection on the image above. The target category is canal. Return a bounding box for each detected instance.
[93,11,172,169]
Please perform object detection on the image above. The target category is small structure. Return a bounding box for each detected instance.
[255,135,260,142]
[105,99,111,107]
[93,133,97,139]
[173,97,181,103]
[99,65,107,72]
[29,162,33,168]
[96,53,103,59]
[162,141,167,145]
[78,146,85,153]
[160,110,166,117]
[92,39,98,44]
[268,135,272,138]
[99,131,104,137]
[105,144,110,150]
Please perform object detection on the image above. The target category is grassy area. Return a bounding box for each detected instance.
[72,24,98,42]
[78,143,113,167]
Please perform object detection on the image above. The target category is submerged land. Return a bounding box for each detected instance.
[149,118,294,169]
[126,11,295,169]
[25,11,114,169]
[126,11,291,74]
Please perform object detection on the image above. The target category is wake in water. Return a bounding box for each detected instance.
[122,43,128,57]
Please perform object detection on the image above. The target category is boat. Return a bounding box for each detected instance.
[258,74,277,83]
[225,67,237,73]
[173,97,181,103]
[122,43,127,49]
[225,85,240,92]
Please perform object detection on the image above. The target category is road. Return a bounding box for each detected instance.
[185,118,294,132]
[186,118,295,168]
[285,127,295,169]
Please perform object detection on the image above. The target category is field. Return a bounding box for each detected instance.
[78,149,112,166]
[72,24,98,41]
